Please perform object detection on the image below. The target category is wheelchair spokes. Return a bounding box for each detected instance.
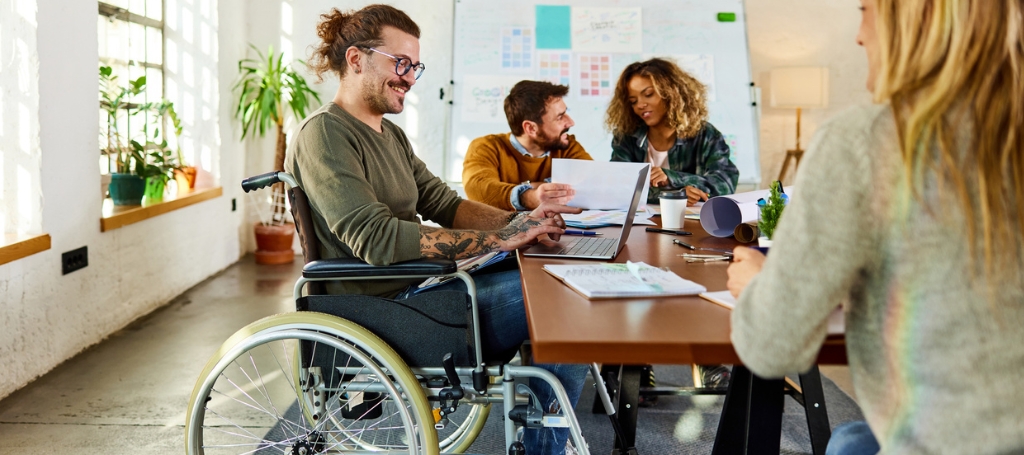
[186,313,438,455]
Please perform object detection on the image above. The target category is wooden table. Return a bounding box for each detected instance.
[517,217,846,455]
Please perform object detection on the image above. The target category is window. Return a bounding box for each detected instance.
[97,0,165,175]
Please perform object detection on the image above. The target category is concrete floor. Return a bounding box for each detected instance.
[0,255,855,454]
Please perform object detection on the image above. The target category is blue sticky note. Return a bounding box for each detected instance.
[535,5,571,49]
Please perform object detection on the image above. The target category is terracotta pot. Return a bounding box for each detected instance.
[174,166,198,195]
[254,222,295,265]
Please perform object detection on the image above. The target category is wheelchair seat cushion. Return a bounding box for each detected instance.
[298,291,476,367]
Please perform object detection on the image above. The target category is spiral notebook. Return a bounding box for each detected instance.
[543,261,706,299]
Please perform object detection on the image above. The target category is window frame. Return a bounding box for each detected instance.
[97,0,167,175]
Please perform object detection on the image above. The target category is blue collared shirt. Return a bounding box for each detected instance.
[508,135,552,211]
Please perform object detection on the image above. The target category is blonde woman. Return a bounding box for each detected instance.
[606,58,739,206]
[727,0,1024,454]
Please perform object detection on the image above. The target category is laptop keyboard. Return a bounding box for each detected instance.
[559,237,618,256]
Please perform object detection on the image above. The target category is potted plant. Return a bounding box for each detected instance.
[151,99,196,195]
[757,180,788,247]
[100,66,183,205]
[233,45,321,264]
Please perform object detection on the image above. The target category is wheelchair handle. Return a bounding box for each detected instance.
[241,171,298,192]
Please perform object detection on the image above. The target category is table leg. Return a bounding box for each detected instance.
[611,365,641,455]
[712,365,785,455]
[799,366,831,455]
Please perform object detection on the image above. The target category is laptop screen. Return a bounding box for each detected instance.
[610,166,650,255]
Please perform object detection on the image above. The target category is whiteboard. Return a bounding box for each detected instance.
[448,0,760,185]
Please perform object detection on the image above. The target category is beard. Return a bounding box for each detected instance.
[536,127,571,151]
[361,70,410,115]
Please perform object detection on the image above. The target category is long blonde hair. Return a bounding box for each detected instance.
[605,58,708,139]
[874,0,1024,276]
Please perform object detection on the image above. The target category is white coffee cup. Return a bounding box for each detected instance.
[659,191,688,229]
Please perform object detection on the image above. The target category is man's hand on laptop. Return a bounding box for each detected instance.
[493,204,583,250]
[521,183,576,210]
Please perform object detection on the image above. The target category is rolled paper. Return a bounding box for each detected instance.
[699,186,793,238]
[733,222,760,243]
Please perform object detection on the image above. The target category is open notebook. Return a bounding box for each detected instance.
[544,262,706,299]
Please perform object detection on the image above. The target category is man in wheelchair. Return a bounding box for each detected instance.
[283,5,589,454]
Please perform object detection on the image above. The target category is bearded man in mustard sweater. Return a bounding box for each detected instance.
[463,80,593,211]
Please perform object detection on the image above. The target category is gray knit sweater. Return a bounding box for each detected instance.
[285,103,462,297]
[732,104,1024,454]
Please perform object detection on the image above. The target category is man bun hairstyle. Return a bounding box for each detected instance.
[504,80,570,136]
[309,4,420,82]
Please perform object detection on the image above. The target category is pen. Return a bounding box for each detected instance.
[685,256,732,263]
[646,227,692,236]
[564,229,601,236]
[673,239,696,250]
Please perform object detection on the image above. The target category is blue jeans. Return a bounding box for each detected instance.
[399,268,588,455]
[826,421,880,455]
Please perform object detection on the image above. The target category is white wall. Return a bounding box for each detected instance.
[0,0,42,235]
[747,0,873,185]
[0,0,247,400]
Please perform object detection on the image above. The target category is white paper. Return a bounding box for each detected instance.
[699,291,845,335]
[699,187,792,238]
[459,75,523,123]
[562,209,656,226]
[571,7,643,53]
[656,54,716,102]
[551,159,650,210]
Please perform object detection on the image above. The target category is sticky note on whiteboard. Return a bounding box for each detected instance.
[717,12,736,22]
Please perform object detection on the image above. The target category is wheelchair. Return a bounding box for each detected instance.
[184,172,615,455]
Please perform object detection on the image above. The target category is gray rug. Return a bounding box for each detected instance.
[465,364,864,455]
[258,365,863,454]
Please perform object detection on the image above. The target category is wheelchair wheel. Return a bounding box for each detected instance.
[185,312,439,455]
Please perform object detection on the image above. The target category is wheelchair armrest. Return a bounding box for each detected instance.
[302,258,458,279]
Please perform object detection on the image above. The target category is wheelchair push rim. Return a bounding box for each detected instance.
[185,312,439,455]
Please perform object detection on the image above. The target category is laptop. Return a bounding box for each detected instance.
[522,167,648,260]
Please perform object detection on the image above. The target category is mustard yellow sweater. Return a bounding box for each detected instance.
[462,133,592,210]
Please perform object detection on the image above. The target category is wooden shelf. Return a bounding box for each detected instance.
[100,186,223,232]
[0,233,52,266]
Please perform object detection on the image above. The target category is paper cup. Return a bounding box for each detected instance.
[659,191,687,229]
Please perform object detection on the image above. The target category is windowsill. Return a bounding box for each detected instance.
[0,233,52,266]
[100,186,223,232]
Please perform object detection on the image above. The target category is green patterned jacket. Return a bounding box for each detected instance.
[610,122,739,204]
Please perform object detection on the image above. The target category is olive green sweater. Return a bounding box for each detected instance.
[285,103,462,297]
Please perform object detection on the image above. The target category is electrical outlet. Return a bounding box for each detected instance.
[232,198,237,211]
[62,246,88,275]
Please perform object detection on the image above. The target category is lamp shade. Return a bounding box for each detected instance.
[769,67,829,109]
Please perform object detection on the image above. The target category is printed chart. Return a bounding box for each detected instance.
[537,51,572,86]
[501,27,534,70]
[578,54,613,97]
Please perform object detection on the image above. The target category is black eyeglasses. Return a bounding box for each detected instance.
[364,47,426,80]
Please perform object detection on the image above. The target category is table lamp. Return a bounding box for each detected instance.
[769,67,829,182]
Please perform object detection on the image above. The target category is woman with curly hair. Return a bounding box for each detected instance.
[606,58,739,205]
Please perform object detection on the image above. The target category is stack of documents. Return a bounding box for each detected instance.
[543,261,706,299]
[417,251,509,290]
[561,209,656,228]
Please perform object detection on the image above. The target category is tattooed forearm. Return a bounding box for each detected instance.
[418,224,501,260]
[496,213,541,241]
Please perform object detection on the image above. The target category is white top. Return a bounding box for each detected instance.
[646,141,669,168]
